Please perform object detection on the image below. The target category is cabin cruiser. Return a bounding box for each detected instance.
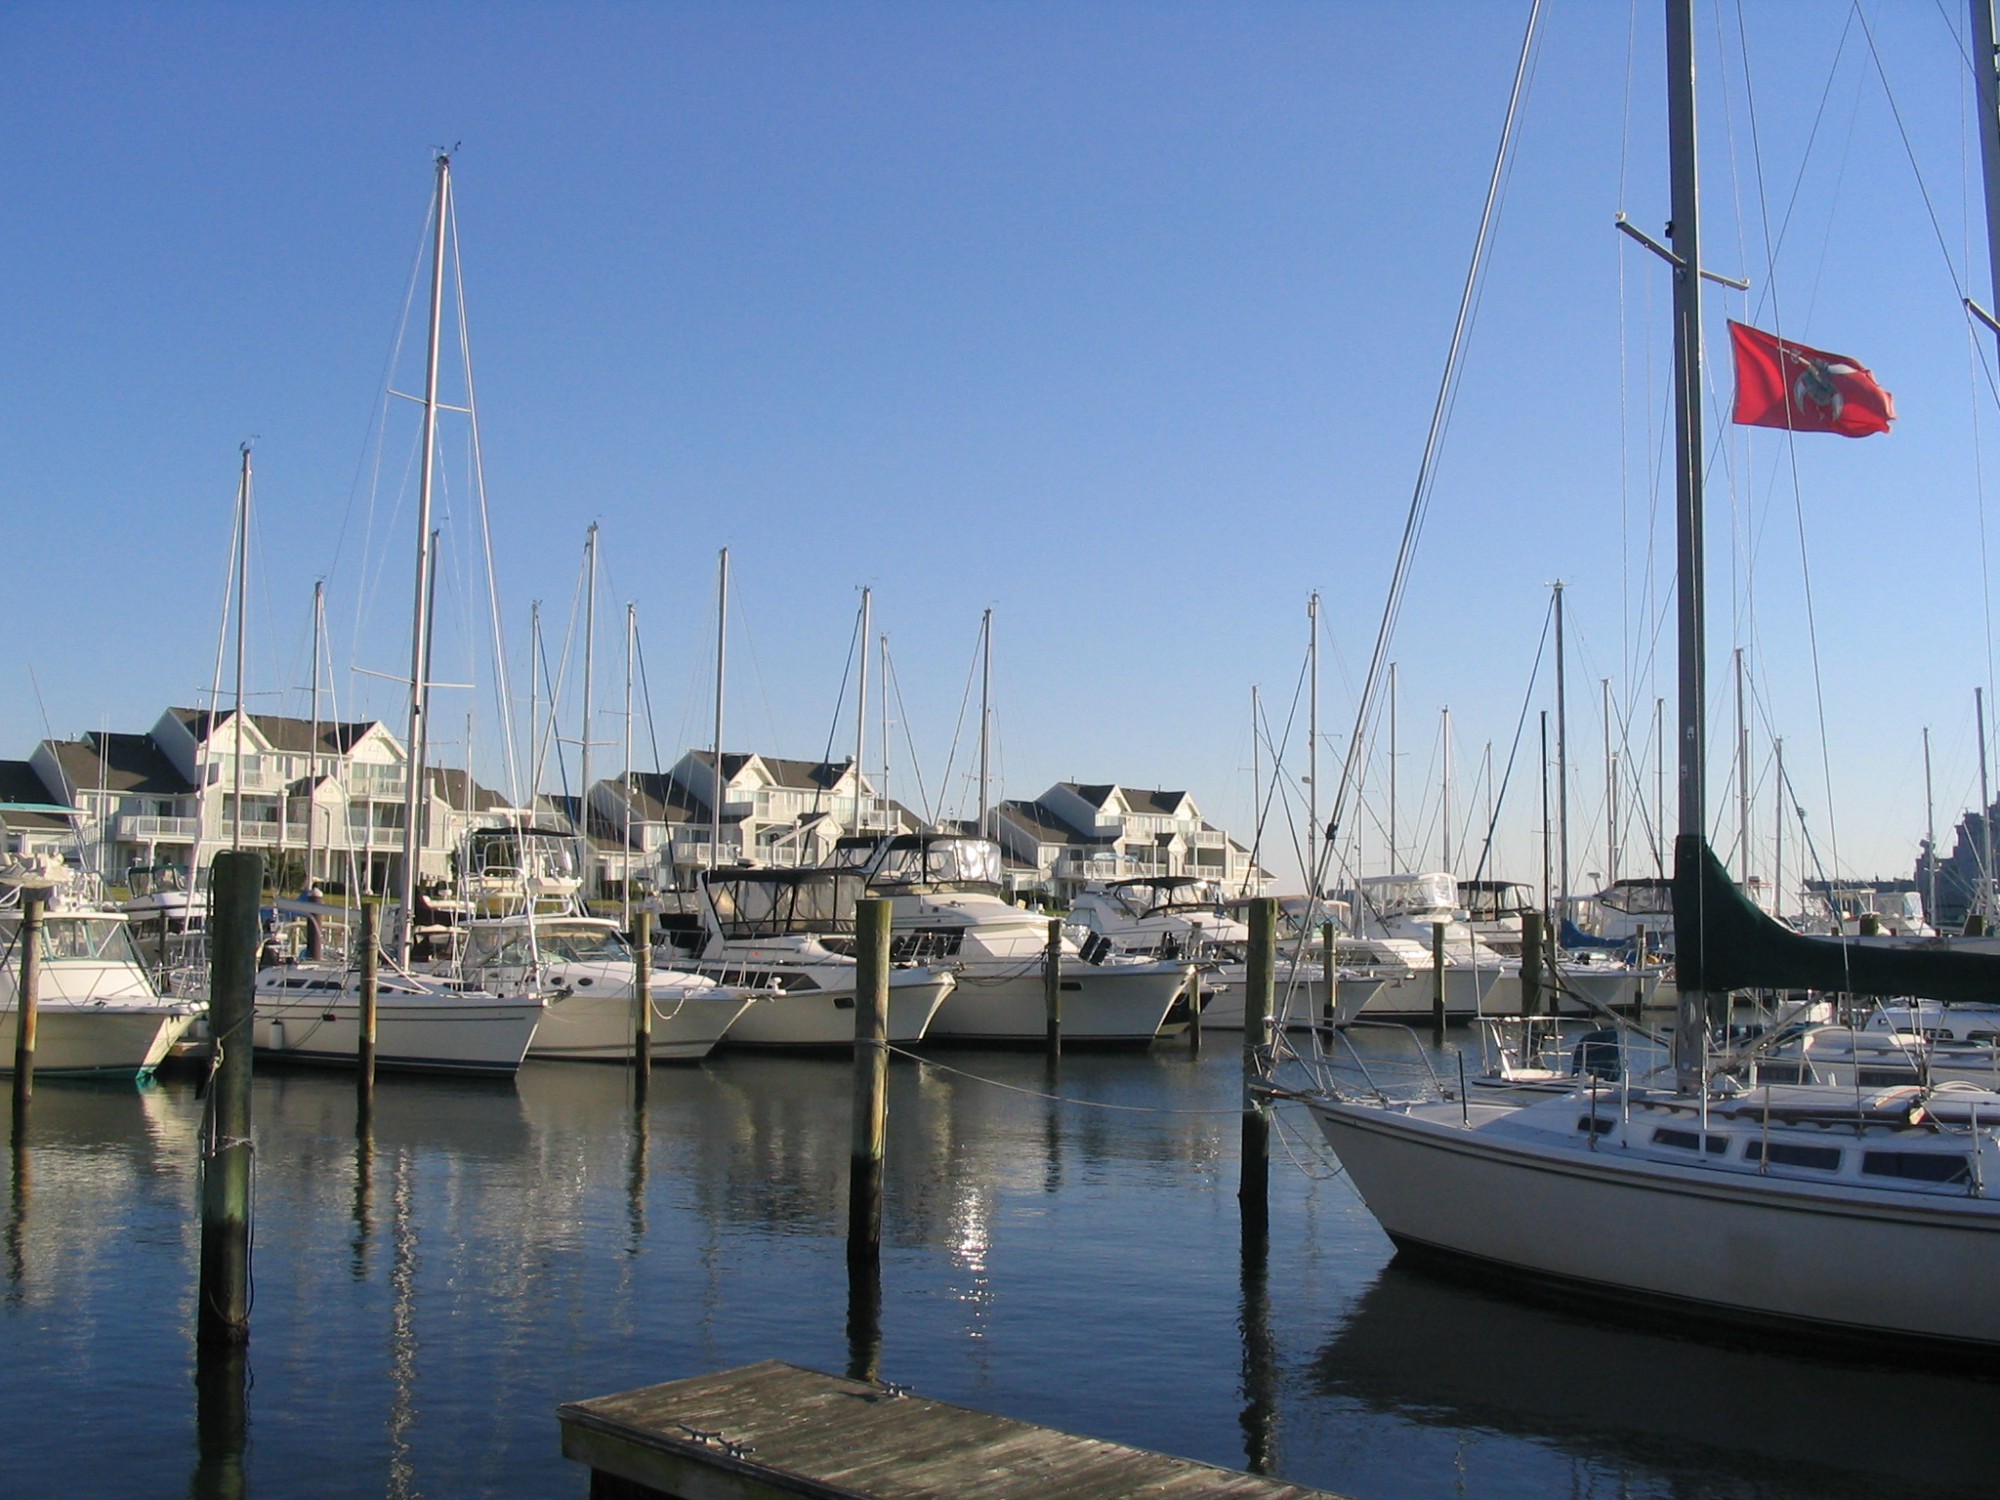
[0,863,197,1079]
[1338,873,1515,1019]
[1065,877,1385,1028]
[837,834,1190,1045]
[664,866,955,1048]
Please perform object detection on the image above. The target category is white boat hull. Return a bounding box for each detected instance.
[530,985,750,1062]
[1195,967,1379,1030]
[721,970,954,1049]
[1308,1095,2000,1355]
[255,981,542,1075]
[0,1004,194,1079]
[1354,964,1499,1020]
[924,960,1185,1044]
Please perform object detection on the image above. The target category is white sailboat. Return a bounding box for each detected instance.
[1304,0,2000,1359]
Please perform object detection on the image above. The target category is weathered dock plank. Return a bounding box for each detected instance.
[559,1360,1348,1500]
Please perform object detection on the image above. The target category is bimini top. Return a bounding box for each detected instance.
[702,866,867,940]
[1104,875,1227,918]
[865,834,1004,895]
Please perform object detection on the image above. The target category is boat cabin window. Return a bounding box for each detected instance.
[1357,873,1459,916]
[1745,1141,1842,1172]
[534,923,629,963]
[706,870,862,939]
[1861,1150,1972,1184]
[1650,1127,1728,1154]
[867,836,1003,894]
[1574,1115,1616,1136]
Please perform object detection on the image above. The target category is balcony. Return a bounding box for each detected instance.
[115,815,200,843]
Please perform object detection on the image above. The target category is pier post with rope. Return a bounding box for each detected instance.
[11,892,45,1137]
[357,900,379,1118]
[848,898,891,1264]
[1043,919,1062,1058]
[1520,910,1544,1016]
[632,909,653,1102]
[1240,897,1274,1230]
[200,849,260,1346]
[1430,920,1448,1042]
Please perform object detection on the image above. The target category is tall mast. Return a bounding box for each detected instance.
[1388,661,1399,873]
[528,600,542,799]
[1773,736,1785,922]
[622,602,635,930]
[305,579,324,890]
[880,632,891,835]
[1249,684,1262,896]
[855,588,871,835]
[1539,711,1552,914]
[1654,696,1666,876]
[397,151,451,967]
[978,607,992,835]
[1603,677,1619,885]
[1980,688,1994,921]
[580,523,598,902]
[1307,592,1320,891]
[711,547,728,871]
[1734,647,1751,888]
[1553,580,1569,908]
[231,443,252,852]
[1667,0,1710,1087]
[1439,705,1452,872]
[1923,726,1937,926]
[1971,0,2000,366]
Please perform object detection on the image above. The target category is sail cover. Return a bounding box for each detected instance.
[1674,834,2000,1001]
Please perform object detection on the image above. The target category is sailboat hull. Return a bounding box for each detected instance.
[1309,1095,2000,1359]
[923,961,1185,1045]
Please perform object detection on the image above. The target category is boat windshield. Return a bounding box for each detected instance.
[869,836,1004,894]
[465,920,627,967]
[1357,873,1459,916]
[707,869,863,939]
[33,915,143,964]
[1459,881,1532,921]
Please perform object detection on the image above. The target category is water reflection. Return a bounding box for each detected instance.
[1238,1219,1276,1475]
[6,1125,25,1303]
[188,1344,247,1500]
[1314,1260,2000,1497]
[845,1256,882,1384]
[387,1149,418,1500]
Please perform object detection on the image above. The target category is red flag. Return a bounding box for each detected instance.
[1729,320,1894,438]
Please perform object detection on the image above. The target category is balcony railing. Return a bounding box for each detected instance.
[115,815,201,842]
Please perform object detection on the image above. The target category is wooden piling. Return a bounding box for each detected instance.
[1043,918,1062,1058]
[1186,919,1202,1053]
[357,900,378,1115]
[1240,897,1274,1229]
[632,909,653,1095]
[1320,920,1337,1029]
[1633,922,1648,1012]
[11,893,44,1134]
[200,849,261,1347]
[1520,911,1544,1017]
[847,898,890,1265]
[1430,919,1448,1041]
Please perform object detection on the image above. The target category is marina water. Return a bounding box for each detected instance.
[7,1038,1995,1498]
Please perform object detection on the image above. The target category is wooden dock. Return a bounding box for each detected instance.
[559,1360,1348,1500]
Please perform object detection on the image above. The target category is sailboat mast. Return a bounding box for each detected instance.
[711,547,728,872]
[1773,736,1784,922]
[306,579,323,889]
[231,443,251,853]
[397,151,451,967]
[855,588,871,835]
[1388,661,1399,873]
[528,600,542,797]
[1603,677,1618,885]
[1735,647,1751,888]
[1439,706,1452,872]
[1971,0,2000,363]
[978,607,992,835]
[623,602,635,931]
[1980,688,1994,921]
[1666,0,1711,1087]
[1308,592,1320,891]
[880,632,891,835]
[1924,725,1937,926]
[1249,684,1262,896]
[580,523,598,903]
[1552,582,1569,913]
[1539,711,1552,915]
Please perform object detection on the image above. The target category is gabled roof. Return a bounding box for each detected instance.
[1064,782,1121,810]
[426,766,506,814]
[614,771,703,825]
[47,732,195,797]
[687,748,851,793]
[171,706,384,756]
[1122,787,1190,817]
[997,798,1116,846]
[0,760,74,830]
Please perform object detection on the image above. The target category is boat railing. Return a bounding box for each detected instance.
[1319,1020,1451,1106]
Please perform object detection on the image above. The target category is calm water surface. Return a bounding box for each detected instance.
[5,1034,1996,1498]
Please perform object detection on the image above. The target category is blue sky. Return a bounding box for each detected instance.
[4,2,1995,896]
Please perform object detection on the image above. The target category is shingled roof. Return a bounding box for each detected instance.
[47,733,195,797]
